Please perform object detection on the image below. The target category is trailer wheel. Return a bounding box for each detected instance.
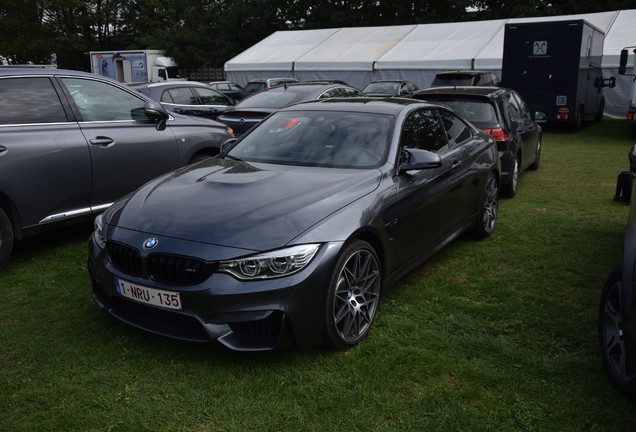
[594,99,605,122]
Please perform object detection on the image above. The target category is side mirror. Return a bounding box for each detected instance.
[534,111,547,123]
[398,148,442,173]
[143,100,170,131]
[221,138,238,154]
[619,49,629,75]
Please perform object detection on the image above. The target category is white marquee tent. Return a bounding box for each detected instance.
[225,9,636,118]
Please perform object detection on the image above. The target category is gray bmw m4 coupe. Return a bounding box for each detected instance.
[88,98,500,351]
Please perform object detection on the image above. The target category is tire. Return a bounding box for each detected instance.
[473,172,499,239]
[323,240,381,349]
[501,154,520,198]
[528,136,541,171]
[0,207,14,271]
[598,265,636,396]
[594,99,605,122]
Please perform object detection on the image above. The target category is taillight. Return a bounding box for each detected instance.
[483,128,509,141]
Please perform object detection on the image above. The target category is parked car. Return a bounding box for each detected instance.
[431,70,501,87]
[240,77,299,99]
[208,81,244,101]
[0,68,234,270]
[133,81,235,119]
[87,98,500,352]
[412,86,541,198]
[362,80,418,97]
[599,155,636,396]
[217,82,364,136]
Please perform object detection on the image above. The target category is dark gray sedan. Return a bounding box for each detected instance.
[88,98,500,351]
[0,68,233,270]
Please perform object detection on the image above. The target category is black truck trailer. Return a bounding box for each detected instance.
[502,19,614,130]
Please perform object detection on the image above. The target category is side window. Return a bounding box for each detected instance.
[165,87,197,105]
[195,88,230,105]
[401,109,449,154]
[438,109,473,147]
[512,92,531,120]
[503,92,522,122]
[61,77,146,122]
[229,84,242,91]
[0,77,68,125]
[319,88,343,99]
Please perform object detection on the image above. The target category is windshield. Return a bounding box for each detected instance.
[236,88,311,109]
[429,98,497,123]
[431,75,474,87]
[363,82,399,94]
[226,110,393,168]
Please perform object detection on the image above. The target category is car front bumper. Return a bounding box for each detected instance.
[87,231,343,352]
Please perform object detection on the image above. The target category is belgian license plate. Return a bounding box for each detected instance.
[115,277,182,310]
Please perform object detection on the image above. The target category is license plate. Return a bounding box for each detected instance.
[115,277,182,310]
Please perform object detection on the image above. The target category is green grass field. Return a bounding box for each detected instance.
[1,119,635,431]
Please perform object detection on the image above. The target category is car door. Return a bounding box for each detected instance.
[192,87,234,117]
[392,108,466,265]
[505,91,540,171]
[159,86,204,117]
[438,107,490,219]
[0,76,92,229]
[59,77,180,209]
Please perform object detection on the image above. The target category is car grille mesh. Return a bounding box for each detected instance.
[107,242,213,285]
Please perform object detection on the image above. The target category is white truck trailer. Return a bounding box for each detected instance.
[89,50,181,84]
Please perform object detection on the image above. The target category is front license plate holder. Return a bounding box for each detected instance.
[115,277,182,311]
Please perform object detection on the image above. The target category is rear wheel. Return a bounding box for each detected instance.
[598,266,636,395]
[528,136,541,171]
[0,207,14,271]
[473,172,499,239]
[501,154,520,198]
[323,240,381,349]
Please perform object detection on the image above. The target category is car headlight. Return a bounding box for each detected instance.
[92,213,106,249]
[218,244,320,280]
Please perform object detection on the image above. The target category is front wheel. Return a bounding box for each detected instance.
[473,172,499,239]
[598,265,636,395]
[323,240,381,349]
[0,207,14,271]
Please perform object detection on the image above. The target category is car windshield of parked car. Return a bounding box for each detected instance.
[235,89,312,109]
[226,111,392,168]
[427,98,497,123]
[363,82,399,94]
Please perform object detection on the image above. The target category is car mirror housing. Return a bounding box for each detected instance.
[221,138,238,154]
[399,148,442,173]
[143,100,170,131]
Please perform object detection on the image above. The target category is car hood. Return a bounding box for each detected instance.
[106,158,381,251]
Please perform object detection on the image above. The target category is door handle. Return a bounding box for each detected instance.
[89,137,115,147]
[0,145,6,154]
[451,160,462,170]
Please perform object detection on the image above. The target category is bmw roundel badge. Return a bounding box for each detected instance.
[143,238,159,250]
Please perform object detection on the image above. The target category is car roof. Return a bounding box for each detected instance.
[414,86,508,98]
[434,70,494,76]
[280,97,441,116]
[0,67,100,78]
[137,81,210,89]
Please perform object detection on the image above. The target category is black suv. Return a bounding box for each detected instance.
[0,68,233,270]
[412,86,541,198]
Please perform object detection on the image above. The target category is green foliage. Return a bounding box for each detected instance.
[1,119,636,431]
